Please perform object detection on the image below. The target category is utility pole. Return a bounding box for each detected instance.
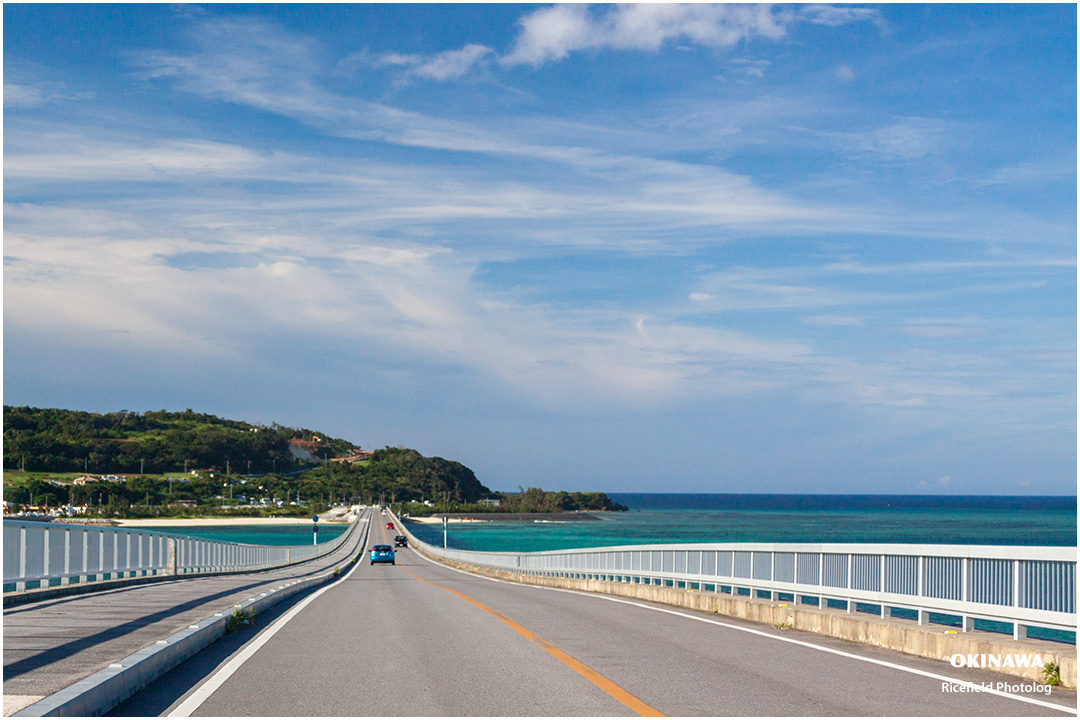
[140,458,144,475]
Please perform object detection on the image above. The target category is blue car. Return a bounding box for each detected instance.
[370,544,395,565]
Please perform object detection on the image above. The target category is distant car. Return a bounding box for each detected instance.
[394,535,408,547]
[385,522,394,530]
[370,545,395,565]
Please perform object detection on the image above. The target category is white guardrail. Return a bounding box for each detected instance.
[394,513,1076,642]
[3,516,360,593]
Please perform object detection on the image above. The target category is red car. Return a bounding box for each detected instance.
[385,522,394,530]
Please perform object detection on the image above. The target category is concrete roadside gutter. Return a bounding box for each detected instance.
[12,519,369,717]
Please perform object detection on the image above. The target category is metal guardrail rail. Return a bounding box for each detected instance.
[394,514,1076,642]
[3,516,359,593]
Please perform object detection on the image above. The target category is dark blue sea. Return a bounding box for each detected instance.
[406,494,1077,552]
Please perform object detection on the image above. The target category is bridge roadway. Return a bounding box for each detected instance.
[112,511,1076,717]
[2,511,369,715]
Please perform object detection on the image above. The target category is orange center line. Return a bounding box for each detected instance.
[398,563,664,717]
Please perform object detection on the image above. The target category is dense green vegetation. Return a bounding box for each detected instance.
[2,407,625,517]
[3,406,345,474]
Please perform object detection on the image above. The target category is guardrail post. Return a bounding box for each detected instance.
[1012,558,1021,610]
[18,526,27,592]
[82,528,89,584]
[167,538,177,575]
[42,528,51,586]
[63,528,71,586]
[961,556,968,603]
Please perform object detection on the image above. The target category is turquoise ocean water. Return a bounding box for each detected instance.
[144,523,348,546]
[405,494,1077,552]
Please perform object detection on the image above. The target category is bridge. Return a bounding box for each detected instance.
[3,508,1076,716]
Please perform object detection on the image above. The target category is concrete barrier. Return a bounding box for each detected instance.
[414,542,1077,689]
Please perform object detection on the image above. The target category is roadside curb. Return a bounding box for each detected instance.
[12,521,369,717]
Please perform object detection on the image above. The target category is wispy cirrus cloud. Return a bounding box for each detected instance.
[4,78,89,108]
[338,43,493,81]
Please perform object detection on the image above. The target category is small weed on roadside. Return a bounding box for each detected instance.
[1041,661,1062,686]
[226,605,256,634]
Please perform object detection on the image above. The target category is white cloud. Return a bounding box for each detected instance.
[4,134,266,180]
[728,58,771,79]
[802,314,866,327]
[339,45,493,82]
[835,65,856,81]
[799,5,885,28]
[413,44,493,80]
[3,81,85,107]
[918,475,954,489]
[502,4,881,67]
[501,5,594,67]
[4,82,50,107]
[815,117,946,161]
[976,159,1076,187]
[371,51,424,68]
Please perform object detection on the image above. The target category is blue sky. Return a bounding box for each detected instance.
[4,4,1075,495]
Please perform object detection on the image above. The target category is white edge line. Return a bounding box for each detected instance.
[168,520,370,717]
[410,547,1075,714]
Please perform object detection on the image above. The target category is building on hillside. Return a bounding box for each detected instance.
[72,476,100,485]
[328,451,373,464]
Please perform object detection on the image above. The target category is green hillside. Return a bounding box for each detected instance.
[2,407,624,518]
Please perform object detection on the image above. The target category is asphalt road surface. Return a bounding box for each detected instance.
[115,511,1077,717]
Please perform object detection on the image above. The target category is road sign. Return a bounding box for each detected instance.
[312,515,319,523]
